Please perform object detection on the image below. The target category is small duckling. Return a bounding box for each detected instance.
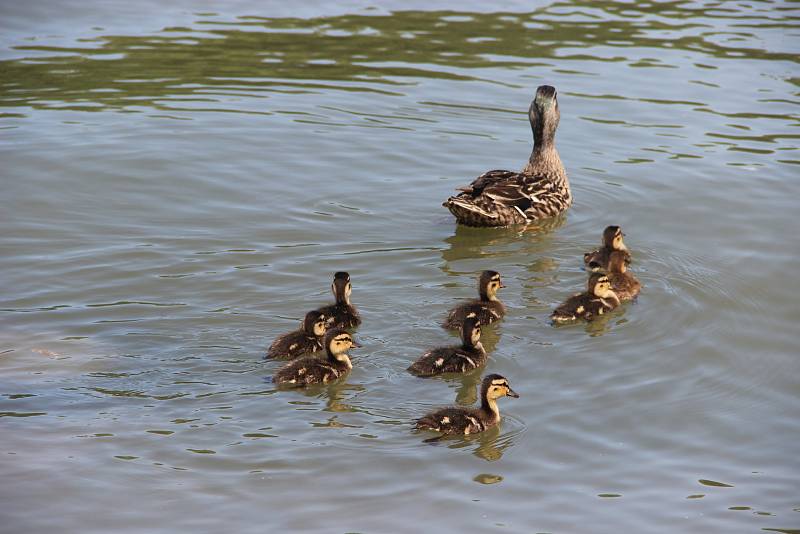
[273,328,360,387]
[415,373,519,436]
[551,273,621,323]
[583,225,631,272]
[443,270,505,330]
[408,316,486,377]
[265,310,328,360]
[315,271,361,329]
[607,250,641,301]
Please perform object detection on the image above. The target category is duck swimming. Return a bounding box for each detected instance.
[408,316,487,377]
[606,250,641,301]
[583,225,631,272]
[551,273,620,323]
[266,310,328,360]
[315,271,361,329]
[273,328,360,387]
[442,85,571,227]
[443,270,505,330]
[415,374,519,436]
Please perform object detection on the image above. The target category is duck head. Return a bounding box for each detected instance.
[303,310,328,337]
[528,85,560,148]
[479,270,505,301]
[589,273,620,306]
[460,315,483,350]
[331,271,353,305]
[602,225,627,251]
[324,328,361,364]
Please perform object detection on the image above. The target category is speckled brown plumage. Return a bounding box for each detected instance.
[584,225,631,272]
[607,250,641,301]
[314,271,361,329]
[551,274,621,323]
[273,329,359,387]
[443,85,571,227]
[266,310,327,360]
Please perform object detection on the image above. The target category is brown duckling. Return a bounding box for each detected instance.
[551,273,621,323]
[443,85,572,227]
[273,328,360,387]
[315,271,361,329]
[607,250,641,301]
[408,316,486,377]
[443,270,505,330]
[583,225,631,272]
[266,310,328,360]
[415,374,519,436]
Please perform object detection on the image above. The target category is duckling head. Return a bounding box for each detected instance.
[479,270,505,301]
[529,85,560,147]
[608,250,628,274]
[303,310,328,337]
[589,273,620,305]
[331,271,353,305]
[324,328,361,363]
[602,225,627,251]
[460,315,483,349]
[482,374,520,401]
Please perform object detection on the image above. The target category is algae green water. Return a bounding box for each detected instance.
[1,1,799,532]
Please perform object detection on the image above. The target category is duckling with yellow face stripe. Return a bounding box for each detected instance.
[415,374,519,436]
[314,271,361,330]
[266,310,328,360]
[607,250,641,301]
[407,316,487,377]
[551,273,621,323]
[273,328,360,387]
[583,225,631,272]
[442,270,506,330]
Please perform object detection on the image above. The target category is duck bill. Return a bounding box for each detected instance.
[351,340,363,348]
[506,387,520,398]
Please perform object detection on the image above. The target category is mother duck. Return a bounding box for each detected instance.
[443,85,571,227]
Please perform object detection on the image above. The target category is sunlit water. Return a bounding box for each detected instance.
[1,0,799,532]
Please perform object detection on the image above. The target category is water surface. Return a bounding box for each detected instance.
[1,1,799,532]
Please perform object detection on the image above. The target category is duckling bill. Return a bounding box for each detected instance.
[584,225,631,272]
[443,85,572,227]
[266,310,328,360]
[314,271,361,329]
[551,273,620,323]
[443,270,505,330]
[408,316,487,377]
[415,374,519,436]
[273,328,360,387]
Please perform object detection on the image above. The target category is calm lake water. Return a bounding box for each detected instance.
[1,0,799,532]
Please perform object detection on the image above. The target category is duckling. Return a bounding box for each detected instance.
[551,273,621,323]
[583,225,631,272]
[408,316,486,377]
[607,250,641,301]
[315,271,361,329]
[443,85,571,227]
[415,374,519,436]
[443,270,505,330]
[265,310,328,360]
[273,328,360,387]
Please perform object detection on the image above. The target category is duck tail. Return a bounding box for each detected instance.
[443,196,504,227]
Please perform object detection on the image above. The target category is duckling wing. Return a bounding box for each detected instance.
[408,347,485,376]
[266,331,320,360]
[416,407,484,435]
[273,358,343,386]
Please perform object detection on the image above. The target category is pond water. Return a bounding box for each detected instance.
[1,1,798,532]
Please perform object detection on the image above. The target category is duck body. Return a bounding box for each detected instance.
[443,270,505,330]
[266,310,327,360]
[314,271,361,329]
[415,374,518,436]
[408,317,487,377]
[273,329,359,387]
[443,85,571,227]
[607,250,641,301]
[584,225,631,272]
[551,274,620,323]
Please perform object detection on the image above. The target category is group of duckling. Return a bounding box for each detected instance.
[266,84,643,438]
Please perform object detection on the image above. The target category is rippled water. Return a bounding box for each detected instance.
[1,0,799,532]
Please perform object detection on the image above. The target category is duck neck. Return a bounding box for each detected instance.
[481,396,500,422]
[328,350,352,369]
[335,292,350,306]
[523,143,563,176]
[480,288,497,302]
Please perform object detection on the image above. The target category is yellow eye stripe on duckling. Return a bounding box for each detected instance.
[491,378,508,387]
